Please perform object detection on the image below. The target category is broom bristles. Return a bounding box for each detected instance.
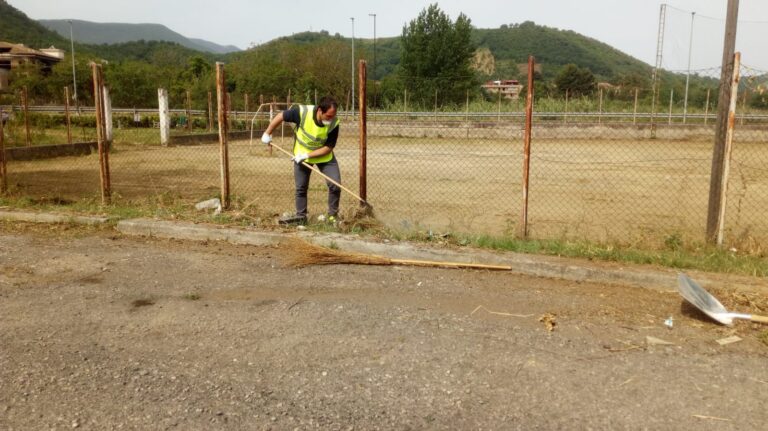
[284,238,392,268]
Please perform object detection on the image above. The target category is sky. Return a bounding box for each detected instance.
[8,0,768,70]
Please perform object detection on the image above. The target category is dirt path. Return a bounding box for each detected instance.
[1,224,767,430]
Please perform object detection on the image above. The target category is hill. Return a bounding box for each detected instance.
[39,19,240,54]
[0,0,71,48]
[472,21,651,81]
[248,22,653,85]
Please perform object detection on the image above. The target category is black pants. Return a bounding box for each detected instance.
[294,156,341,218]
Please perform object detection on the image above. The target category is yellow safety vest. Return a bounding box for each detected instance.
[293,105,340,164]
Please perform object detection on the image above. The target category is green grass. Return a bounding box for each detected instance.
[2,186,766,278]
[467,234,768,277]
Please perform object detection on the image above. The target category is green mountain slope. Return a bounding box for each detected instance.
[0,0,70,48]
[472,21,651,81]
[39,19,240,54]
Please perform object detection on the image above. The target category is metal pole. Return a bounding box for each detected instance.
[704,88,711,125]
[740,88,747,126]
[497,87,501,121]
[564,89,568,124]
[350,17,355,119]
[465,90,469,122]
[706,0,740,243]
[208,91,213,131]
[633,88,639,124]
[22,86,30,147]
[216,62,230,209]
[0,108,6,193]
[91,64,110,204]
[369,13,377,108]
[186,90,192,131]
[598,88,603,124]
[435,89,439,122]
[716,52,741,246]
[64,87,72,144]
[683,12,695,124]
[358,60,368,205]
[520,56,535,239]
[68,20,78,110]
[668,89,674,124]
[651,4,667,127]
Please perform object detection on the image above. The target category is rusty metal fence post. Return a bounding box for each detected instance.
[21,86,30,147]
[91,63,111,204]
[358,60,367,205]
[520,55,535,239]
[0,107,6,193]
[216,62,230,209]
[64,87,73,144]
[208,91,214,132]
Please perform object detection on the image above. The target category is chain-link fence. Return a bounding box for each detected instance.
[2,61,767,250]
[0,86,100,202]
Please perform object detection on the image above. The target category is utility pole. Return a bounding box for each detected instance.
[68,20,78,109]
[706,0,740,244]
[350,17,355,118]
[683,12,695,124]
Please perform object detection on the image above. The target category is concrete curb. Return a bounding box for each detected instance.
[114,218,767,294]
[0,210,110,225]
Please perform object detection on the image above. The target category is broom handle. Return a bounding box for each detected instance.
[749,314,768,324]
[269,143,368,205]
[389,258,512,271]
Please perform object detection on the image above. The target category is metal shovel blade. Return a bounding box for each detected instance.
[677,273,736,325]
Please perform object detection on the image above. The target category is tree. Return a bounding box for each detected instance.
[554,64,596,96]
[399,4,476,106]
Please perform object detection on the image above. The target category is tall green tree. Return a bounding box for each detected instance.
[399,4,476,106]
[554,64,596,96]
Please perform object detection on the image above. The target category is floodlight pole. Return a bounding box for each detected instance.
[683,12,695,123]
[350,17,355,118]
[369,13,377,109]
[68,20,78,110]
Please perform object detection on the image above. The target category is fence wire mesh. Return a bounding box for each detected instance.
[1,88,100,202]
[2,64,767,251]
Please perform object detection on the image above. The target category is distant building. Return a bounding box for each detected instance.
[0,42,64,91]
[481,79,523,100]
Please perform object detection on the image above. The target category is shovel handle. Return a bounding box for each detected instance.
[269,142,369,206]
[750,314,768,324]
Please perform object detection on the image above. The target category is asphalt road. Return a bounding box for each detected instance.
[1,224,767,430]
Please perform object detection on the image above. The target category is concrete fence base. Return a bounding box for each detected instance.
[3,142,102,161]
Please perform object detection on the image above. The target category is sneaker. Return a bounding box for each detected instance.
[317,214,339,227]
[278,214,307,225]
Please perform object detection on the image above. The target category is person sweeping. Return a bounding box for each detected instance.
[261,96,341,225]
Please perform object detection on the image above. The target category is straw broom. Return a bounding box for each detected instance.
[284,239,512,271]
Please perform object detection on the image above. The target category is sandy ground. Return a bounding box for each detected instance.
[1,223,767,430]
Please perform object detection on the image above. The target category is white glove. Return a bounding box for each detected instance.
[261,132,272,145]
[292,153,309,164]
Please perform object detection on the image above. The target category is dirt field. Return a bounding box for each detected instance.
[5,124,768,246]
[1,223,768,429]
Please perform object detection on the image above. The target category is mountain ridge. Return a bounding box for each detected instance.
[38,19,240,54]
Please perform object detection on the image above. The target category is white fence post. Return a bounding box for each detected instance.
[158,88,170,146]
[103,86,113,142]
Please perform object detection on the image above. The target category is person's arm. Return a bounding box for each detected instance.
[264,112,284,136]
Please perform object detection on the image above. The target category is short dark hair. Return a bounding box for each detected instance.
[318,96,338,113]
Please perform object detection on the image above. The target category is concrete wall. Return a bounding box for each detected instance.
[3,141,102,161]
